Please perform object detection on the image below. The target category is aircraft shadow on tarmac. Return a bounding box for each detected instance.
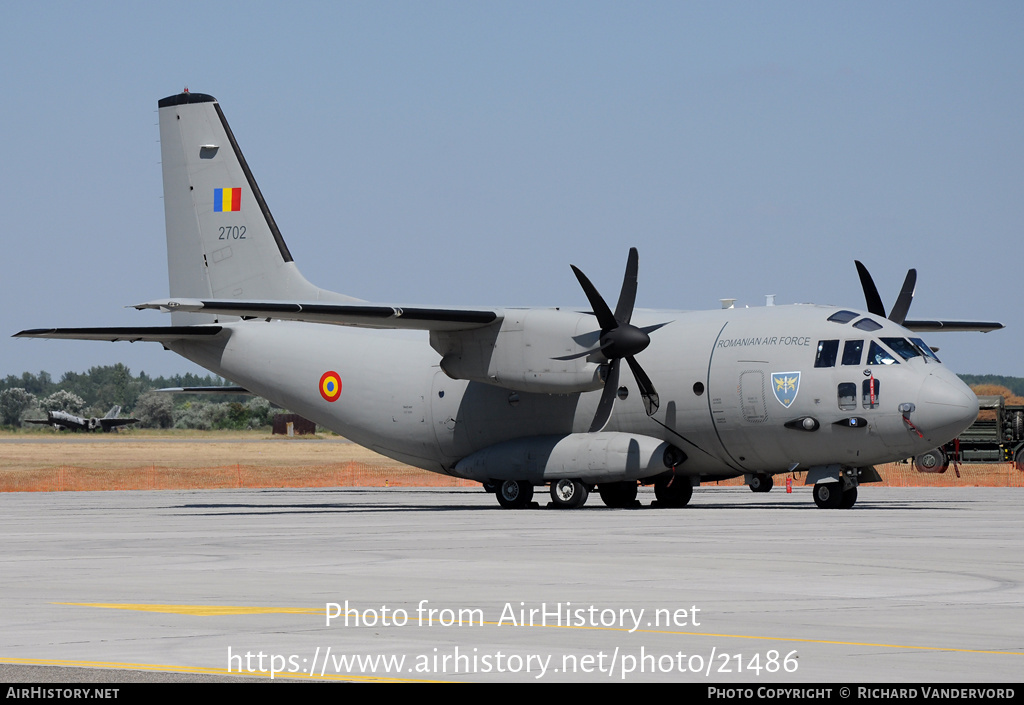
[170,490,971,515]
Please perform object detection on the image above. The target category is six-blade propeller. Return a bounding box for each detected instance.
[564,248,665,432]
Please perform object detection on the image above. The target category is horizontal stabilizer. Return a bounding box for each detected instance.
[155,386,252,395]
[134,299,500,331]
[13,326,226,342]
[902,320,1004,333]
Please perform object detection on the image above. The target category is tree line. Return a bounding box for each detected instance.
[0,365,277,430]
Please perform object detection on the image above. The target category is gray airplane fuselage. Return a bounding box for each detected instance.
[168,303,975,482]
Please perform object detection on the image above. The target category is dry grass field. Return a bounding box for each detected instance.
[0,430,476,491]
[0,429,1021,492]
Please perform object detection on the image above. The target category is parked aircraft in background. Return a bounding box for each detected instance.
[15,91,1002,509]
[25,405,139,433]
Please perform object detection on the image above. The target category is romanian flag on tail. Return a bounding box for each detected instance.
[214,187,241,212]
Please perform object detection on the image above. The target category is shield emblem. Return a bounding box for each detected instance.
[771,372,800,408]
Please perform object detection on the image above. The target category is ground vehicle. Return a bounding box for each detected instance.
[914,395,1024,472]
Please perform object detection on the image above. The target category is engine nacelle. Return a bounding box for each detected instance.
[453,432,679,483]
[432,308,605,394]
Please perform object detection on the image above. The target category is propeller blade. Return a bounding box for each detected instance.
[589,360,620,433]
[854,260,887,318]
[638,322,669,335]
[571,265,617,331]
[552,347,601,361]
[625,355,660,416]
[613,247,639,326]
[888,268,917,325]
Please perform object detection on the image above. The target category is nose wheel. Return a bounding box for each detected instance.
[748,473,773,492]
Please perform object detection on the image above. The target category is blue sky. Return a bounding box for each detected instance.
[2,2,1022,379]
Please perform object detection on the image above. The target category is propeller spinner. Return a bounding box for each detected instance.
[562,248,665,432]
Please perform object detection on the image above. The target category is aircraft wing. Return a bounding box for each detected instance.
[13,326,227,342]
[902,319,1004,333]
[133,299,501,331]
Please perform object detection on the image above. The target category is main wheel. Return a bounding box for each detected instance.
[839,485,858,509]
[496,480,534,509]
[914,448,948,473]
[598,481,638,508]
[550,479,589,509]
[653,476,693,507]
[749,473,773,493]
[813,482,843,509]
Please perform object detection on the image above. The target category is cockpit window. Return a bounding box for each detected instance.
[828,310,859,324]
[853,318,883,331]
[880,337,922,361]
[841,340,863,366]
[910,337,941,362]
[814,340,840,368]
[867,341,898,365]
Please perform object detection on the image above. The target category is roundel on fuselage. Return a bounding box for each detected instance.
[319,371,342,402]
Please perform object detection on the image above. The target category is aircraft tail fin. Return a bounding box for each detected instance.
[158,92,357,324]
[104,405,121,419]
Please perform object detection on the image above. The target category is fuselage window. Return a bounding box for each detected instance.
[828,310,859,324]
[910,337,941,362]
[862,377,881,408]
[880,337,922,361]
[838,382,857,410]
[853,318,883,332]
[841,340,863,366]
[867,341,898,365]
[814,339,840,368]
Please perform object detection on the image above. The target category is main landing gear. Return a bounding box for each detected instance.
[597,481,638,508]
[748,473,773,493]
[487,476,697,509]
[652,474,692,508]
[495,479,534,509]
[812,482,858,509]
[549,479,589,509]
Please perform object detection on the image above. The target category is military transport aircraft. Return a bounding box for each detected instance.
[15,91,1003,509]
[25,405,138,433]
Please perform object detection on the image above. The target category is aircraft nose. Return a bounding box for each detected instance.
[915,371,978,445]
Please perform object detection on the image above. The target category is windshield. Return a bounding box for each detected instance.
[880,337,923,361]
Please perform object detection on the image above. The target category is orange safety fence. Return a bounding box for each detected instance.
[1,462,1021,493]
